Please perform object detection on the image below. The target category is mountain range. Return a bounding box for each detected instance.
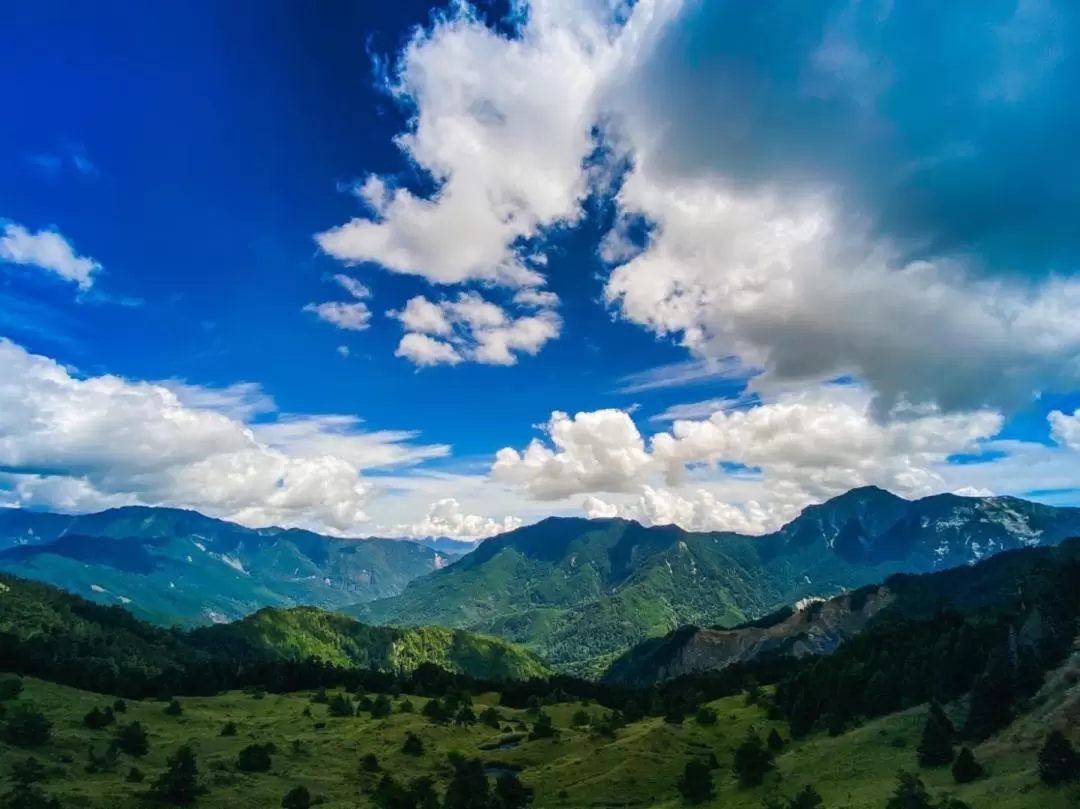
[350,487,1080,675]
[3,488,1079,678]
[0,506,451,625]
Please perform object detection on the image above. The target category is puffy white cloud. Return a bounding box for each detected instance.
[303,301,372,331]
[390,292,561,367]
[337,345,351,358]
[0,339,448,533]
[494,383,1008,531]
[395,333,463,367]
[382,497,522,541]
[1049,408,1080,449]
[1,222,101,290]
[602,171,1080,414]
[314,0,634,287]
[492,409,653,500]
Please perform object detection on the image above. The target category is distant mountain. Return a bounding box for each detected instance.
[0,506,451,625]
[404,537,482,556]
[0,571,548,689]
[350,488,1080,676]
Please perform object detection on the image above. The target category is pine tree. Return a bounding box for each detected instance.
[3,705,52,748]
[115,721,150,757]
[492,772,533,809]
[732,730,775,787]
[152,744,199,806]
[951,747,983,783]
[767,728,785,751]
[917,707,954,767]
[677,758,714,804]
[787,784,824,809]
[1038,730,1080,786]
[885,771,934,809]
[402,732,424,756]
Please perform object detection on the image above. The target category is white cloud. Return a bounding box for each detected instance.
[390,291,561,367]
[493,383,1009,532]
[382,497,522,541]
[1049,408,1080,450]
[337,345,351,358]
[303,300,372,331]
[513,289,560,309]
[395,332,463,367]
[314,0,647,287]
[615,357,753,394]
[649,397,748,423]
[0,222,101,290]
[602,170,1080,415]
[333,273,371,300]
[492,409,653,500]
[0,339,448,534]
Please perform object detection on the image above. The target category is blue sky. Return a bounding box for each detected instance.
[2,0,1079,539]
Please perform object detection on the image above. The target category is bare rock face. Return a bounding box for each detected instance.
[605,586,895,684]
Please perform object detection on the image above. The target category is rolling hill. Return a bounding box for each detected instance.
[0,571,548,690]
[350,488,1080,675]
[0,506,451,625]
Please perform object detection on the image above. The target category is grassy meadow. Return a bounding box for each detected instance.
[1,677,1072,809]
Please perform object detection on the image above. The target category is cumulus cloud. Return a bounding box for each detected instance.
[494,383,1007,532]
[1049,408,1080,450]
[390,291,560,367]
[492,409,653,500]
[383,497,522,541]
[1,222,101,289]
[314,0,635,287]
[0,339,448,533]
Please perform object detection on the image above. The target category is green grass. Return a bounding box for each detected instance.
[2,678,1075,809]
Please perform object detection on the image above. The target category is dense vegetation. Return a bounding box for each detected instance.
[0,505,449,625]
[351,490,1080,675]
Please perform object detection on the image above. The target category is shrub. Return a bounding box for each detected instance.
[732,730,774,788]
[0,677,23,701]
[360,753,380,773]
[112,699,127,713]
[767,728,785,751]
[4,704,52,747]
[677,759,713,804]
[115,721,150,757]
[571,709,590,728]
[236,744,274,773]
[126,767,145,783]
[402,732,424,757]
[281,785,312,809]
[694,706,717,726]
[164,699,183,717]
[220,721,238,737]
[328,694,354,718]
[83,707,115,730]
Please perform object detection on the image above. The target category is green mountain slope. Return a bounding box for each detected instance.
[350,489,1080,675]
[0,572,547,689]
[0,506,449,624]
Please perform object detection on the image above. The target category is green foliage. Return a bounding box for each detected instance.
[2,704,51,748]
[442,757,489,809]
[493,772,533,809]
[327,693,354,717]
[164,699,183,717]
[152,744,199,806]
[916,705,954,767]
[84,741,119,774]
[885,771,934,809]
[951,747,983,784]
[236,743,275,772]
[401,731,424,756]
[399,698,414,713]
[0,677,23,701]
[220,720,237,736]
[360,752,380,772]
[126,766,145,783]
[767,728,785,751]
[677,758,714,804]
[112,699,127,713]
[281,785,312,809]
[82,705,115,729]
[480,706,502,728]
[528,711,556,740]
[114,721,150,757]
[695,705,717,726]
[9,758,46,787]
[1038,730,1080,786]
[0,782,62,809]
[571,709,590,727]
[733,730,775,787]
